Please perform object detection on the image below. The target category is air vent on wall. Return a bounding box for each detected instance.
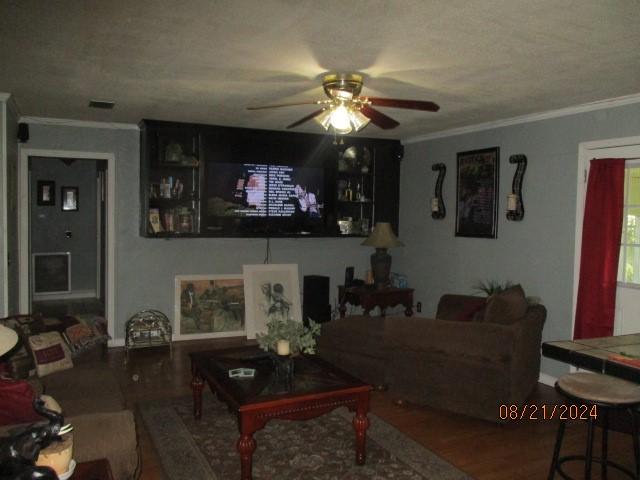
[89,99,115,109]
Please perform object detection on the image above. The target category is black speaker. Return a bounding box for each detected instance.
[303,275,331,325]
[17,123,29,143]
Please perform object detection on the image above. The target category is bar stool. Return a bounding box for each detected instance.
[548,372,640,479]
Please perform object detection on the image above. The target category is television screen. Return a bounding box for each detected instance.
[207,163,324,220]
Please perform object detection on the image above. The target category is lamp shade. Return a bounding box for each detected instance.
[361,222,403,249]
[0,324,18,356]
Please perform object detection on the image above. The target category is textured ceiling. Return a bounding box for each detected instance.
[1,0,639,139]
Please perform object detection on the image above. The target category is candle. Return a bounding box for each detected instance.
[276,339,290,356]
[431,197,439,212]
[507,193,518,212]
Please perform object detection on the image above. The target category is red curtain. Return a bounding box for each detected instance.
[574,158,625,339]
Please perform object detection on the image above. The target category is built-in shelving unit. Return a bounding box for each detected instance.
[140,119,402,238]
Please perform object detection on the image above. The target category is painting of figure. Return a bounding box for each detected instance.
[242,264,302,339]
[174,275,245,340]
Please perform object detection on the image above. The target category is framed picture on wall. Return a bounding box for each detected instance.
[242,263,302,339]
[37,181,55,206]
[61,186,78,211]
[455,147,499,238]
[174,274,245,340]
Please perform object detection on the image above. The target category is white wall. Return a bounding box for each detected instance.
[396,102,640,379]
[22,123,370,339]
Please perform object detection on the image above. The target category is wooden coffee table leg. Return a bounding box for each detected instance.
[353,393,370,465]
[237,414,257,480]
[191,372,204,419]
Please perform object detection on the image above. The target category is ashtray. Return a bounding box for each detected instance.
[58,459,76,480]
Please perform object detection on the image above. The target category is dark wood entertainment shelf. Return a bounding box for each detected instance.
[140,119,402,238]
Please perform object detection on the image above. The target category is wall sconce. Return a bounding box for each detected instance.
[431,163,446,219]
[506,154,527,221]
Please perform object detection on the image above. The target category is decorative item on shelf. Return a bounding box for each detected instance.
[165,142,183,164]
[338,218,353,235]
[361,222,404,289]
[390,273,408,289]
[506,154,527,221]
[431,163,446,219]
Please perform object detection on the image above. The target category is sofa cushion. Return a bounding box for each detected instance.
[42,363,125,416]
[484,284,528,325]
[436,294,487,322]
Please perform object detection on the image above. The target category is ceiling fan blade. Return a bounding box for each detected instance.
[360,105,400,130]
[247,100,325,110]
[366,97,440,112]
[286,109,326,129]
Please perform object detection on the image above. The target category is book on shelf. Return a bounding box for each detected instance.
[149,208,163,233]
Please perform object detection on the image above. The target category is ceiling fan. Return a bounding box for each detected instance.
[247,73,439,134]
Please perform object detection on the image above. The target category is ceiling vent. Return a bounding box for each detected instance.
[89,99,115,109]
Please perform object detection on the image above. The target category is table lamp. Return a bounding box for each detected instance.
[361,222,403,289]
[0,324,18,357]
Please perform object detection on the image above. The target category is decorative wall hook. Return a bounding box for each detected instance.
[506,154,527,221]
[431,163,446,219]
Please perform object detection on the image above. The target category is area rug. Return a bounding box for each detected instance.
[139,392,471,480]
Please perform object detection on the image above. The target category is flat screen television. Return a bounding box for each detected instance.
[205,162,327,236]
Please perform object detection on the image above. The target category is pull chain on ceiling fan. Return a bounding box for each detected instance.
[247,73,440,134]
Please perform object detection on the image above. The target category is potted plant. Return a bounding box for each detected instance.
[256,318,321,356]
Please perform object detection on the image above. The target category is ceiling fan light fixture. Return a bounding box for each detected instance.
[330,105,352,134]
[314,108,332,130]
[349,108,370,132]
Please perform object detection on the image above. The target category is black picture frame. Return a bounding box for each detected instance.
[61,186,79,211]
[37,181,55,206]
[455,147,499,238]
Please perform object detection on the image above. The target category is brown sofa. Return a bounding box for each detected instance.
[317,293,546,422]
[0,351,139,479]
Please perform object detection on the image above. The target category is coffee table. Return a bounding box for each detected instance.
[190,346,372,480]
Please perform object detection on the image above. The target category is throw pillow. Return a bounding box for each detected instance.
[62,315,110,357]
[28,331,73,377]
[450,298,487,322]
[483,284,528,325]
[0,377,42,425]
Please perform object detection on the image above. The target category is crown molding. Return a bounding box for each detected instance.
[403,93,640,144]
[19,116,139,131]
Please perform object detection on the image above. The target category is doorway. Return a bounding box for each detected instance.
[29,157,106,318]
[18,148,116,343]
[575,136,640,336]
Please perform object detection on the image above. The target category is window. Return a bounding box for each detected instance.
[618,164,640,284]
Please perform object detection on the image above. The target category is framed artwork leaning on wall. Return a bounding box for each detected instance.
[243,264,302,339]
[174,274,246,340]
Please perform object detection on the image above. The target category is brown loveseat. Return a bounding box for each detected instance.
[317,291,546,422]
[0,351,139,479]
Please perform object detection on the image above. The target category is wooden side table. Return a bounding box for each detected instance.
[338,285,414,318]
[72,458,114,480]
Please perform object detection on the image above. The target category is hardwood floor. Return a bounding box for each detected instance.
[104,338,637,479]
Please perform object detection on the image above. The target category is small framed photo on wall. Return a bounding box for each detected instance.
[37,181,55,206]
[61,187,78,211]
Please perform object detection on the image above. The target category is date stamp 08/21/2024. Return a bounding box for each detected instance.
[499,404,598,421]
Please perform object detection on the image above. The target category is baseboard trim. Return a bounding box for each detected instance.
[538,372,557,387]
[33,290,97,301]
